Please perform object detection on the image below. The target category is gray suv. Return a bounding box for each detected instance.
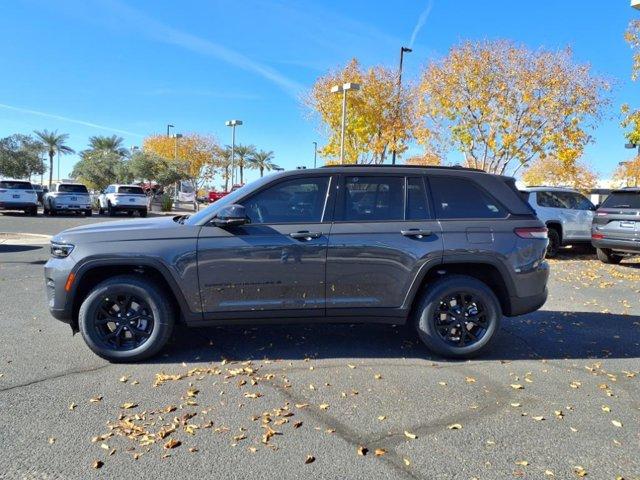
[44,166,549,361]
[592,187,640,263]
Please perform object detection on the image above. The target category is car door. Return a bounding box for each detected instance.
[565,191,595,240]
[197,174,335,318]
[326,174,443,315]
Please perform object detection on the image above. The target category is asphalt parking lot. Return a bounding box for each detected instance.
[1,212,639,480]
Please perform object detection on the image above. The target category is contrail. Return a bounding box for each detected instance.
[409,0,434,48]
[0,103,143,137]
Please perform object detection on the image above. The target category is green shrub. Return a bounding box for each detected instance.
[161,194,173,212]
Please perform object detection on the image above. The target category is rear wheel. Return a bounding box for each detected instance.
[127,210,134,217]
[546,228,560,258]
[78,275,175,362]
[596,248,622,264]
[29,206,38,216]
[107,202,115,217]
[413,275,501,359]
[140,208,148,218]
[84,209,92,217]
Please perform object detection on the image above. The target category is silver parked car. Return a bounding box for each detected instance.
[43,182,92,216]
[520,186,596,257]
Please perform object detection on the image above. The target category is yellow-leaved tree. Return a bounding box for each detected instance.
[415,41,609,178]
[404,152,442,167]
[612,156,640,188]
[622,21,640,149]
[521,156,597,191]
[306,58,415,164]
[142,134,220,191]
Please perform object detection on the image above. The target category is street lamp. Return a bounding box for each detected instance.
[313,141,318,168]
[331,82,360,164]
[225,120,243,187]
[173,133,183,206]
[392,46,412,165]
[166,124,174,137]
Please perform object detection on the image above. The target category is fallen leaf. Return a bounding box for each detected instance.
[612,420,623,428]
[357,446,368,456]
[121,402,137,409]
[601,405,611,413]
[374,374,382,380]
[377,415,387,421]
[510,384,524,390]
[48,437,56,444]
[448,423,463,430]
[305,455,315,464]
[573,466,587,477]
[465,376,476,383]
[515,460,529,466]
[69,403,77,410]
[510,403,522,407]
[244,392,262,399]
[403,458,411,466]
[544,469,555,476]
[119,375,129,383]
[89,395,103,403]
[92,460,103,469]
[347,364,356,369]
[164,439,181,449]
[188,447,198,453]
[532,416,545,421]
[295,403,309,409]
[293,421,303,429]
[404,431,417,439]
[319,403,329,410]
[374,448,386,457]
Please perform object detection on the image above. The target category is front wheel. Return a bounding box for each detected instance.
[596,248,622,264]
[140,208,148,218]
[546,228,560,258]
[78,275,175,362]
[413,275,501,359]
[84,209,92,217]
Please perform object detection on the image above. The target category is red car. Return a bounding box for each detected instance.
[208,190,228,202]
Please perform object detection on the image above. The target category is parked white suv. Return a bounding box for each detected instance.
[0,179,38,215]
[520,186,595,257]
[98,184,148,217]
[44,182,92,216]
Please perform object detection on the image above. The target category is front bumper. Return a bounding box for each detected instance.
[44,257,74,324]
[592,237,640,254]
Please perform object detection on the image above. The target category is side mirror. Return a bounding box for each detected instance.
[212,204,248,227]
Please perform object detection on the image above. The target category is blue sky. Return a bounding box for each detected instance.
[0,0,638,186]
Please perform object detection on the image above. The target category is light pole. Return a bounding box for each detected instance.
[331,82,360,164]
[313,141,318,168]
[225,120,243,187]
[173,133,183,206]
[166,124,174,137]
[392,46,412,165]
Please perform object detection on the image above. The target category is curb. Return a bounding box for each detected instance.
[0,232,52,245]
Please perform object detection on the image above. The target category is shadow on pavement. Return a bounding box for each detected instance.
[0,245,43,253]
[150,310,640,365]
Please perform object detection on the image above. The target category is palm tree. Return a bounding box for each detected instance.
[34,130,75,188]
[248,150,279,177]
[232,144,257,184]
[87,135,128,157]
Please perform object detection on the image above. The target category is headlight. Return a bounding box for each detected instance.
[51,242,74,258]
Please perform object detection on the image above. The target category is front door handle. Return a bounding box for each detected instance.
[401,229,433,238]
[290,231,322,241]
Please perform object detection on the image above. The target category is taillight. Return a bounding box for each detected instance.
[596,212,608,216]
[514,227,548,239]
[592,233,605,240]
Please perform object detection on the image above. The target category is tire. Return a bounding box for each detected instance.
[107,202,115,217]
[29,206,38,216]
[413,275,502,359]
[98,207,104,215]
[546,228,560,258]
[140,208,148,218]
[84,209,92,217]
[49,205,57,216]
[78,275,175,362]
[596,248,622,264]
[127,210,134,216]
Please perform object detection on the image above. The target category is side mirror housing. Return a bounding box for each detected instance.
[212,204,248,227]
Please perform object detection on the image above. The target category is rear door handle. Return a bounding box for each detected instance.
[401,229,433,238]
[290,231,322,240]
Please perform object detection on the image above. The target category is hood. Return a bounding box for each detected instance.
[52,216,195,244]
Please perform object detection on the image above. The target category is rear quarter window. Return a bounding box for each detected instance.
[429,176,507,219]
[117,186,145,195]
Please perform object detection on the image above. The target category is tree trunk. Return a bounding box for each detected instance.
[240,162,244,184]
[224,165,229,191]
[48,151,54,188]
[260,166,264,177]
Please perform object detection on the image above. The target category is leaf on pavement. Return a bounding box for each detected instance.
[510,384,524,390]
[164,439,181,449]
[573,466,587,477]
[92,460,103,469]
[611,420,623,428]
[357,446,368,456]
[404,431,417,439]
[121,402,137,409]
[305,455,315,464]
[448,423,463,430]
[374,448,386,456]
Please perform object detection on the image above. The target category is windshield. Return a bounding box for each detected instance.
[0,181,32,190]
[58,184,89,193]
[184,175,277,225]
[118,186,145,195]
[601,192,640,209]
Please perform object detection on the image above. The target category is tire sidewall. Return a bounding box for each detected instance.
[416,277,501,358]
[79,279,172,362]
[546,229,560,258]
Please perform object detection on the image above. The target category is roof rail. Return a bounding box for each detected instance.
[320,164,486,173]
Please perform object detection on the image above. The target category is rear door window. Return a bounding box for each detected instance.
[429,176,507,219]
[536,191,565,208]
[406,177,430,220]
[554,191,594,210]
[341,176,404,221]
[601,192,640,209]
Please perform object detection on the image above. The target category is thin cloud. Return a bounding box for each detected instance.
[0,103,143,137]
[100,0,304,97]
[409,0,434,48]
[143,88,261,100]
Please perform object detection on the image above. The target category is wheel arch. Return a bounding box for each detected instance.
[69,258,198,329]
[545,221,563,242]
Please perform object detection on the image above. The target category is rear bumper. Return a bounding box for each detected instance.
[506,288,548,317]
[111,204,147,211]
[0,201,37,210]
[591,237,640,254]
[504,261,549,317]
